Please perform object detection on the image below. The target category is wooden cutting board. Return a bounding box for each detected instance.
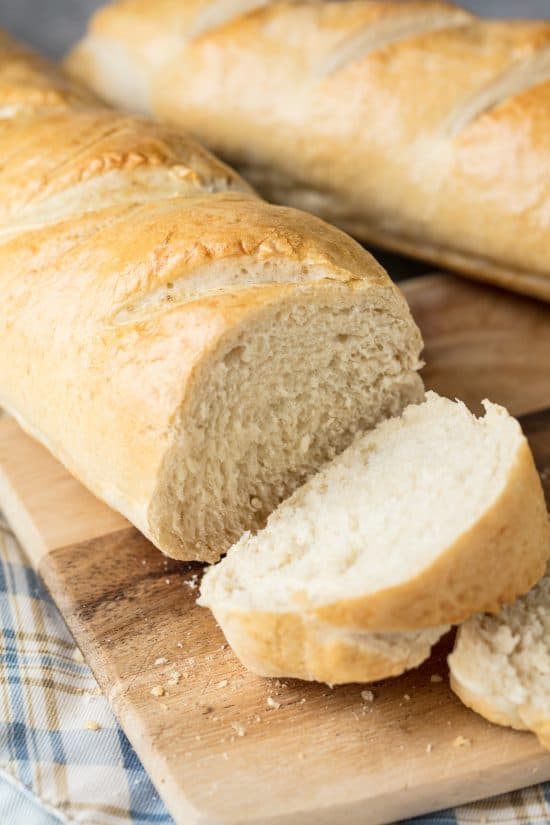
[1,273,550,825]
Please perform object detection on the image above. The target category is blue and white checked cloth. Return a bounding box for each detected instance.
[1,511,549,825]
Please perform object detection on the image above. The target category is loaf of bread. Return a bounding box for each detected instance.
[449,567,550,750]
[0,32,424,562]
[68,1,550,302]
[199,393,550,683]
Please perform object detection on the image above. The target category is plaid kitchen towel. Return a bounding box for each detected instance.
[0,512,549,825]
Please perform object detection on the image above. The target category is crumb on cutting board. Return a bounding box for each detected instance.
[166,671,181,686]
[453,735,471,748]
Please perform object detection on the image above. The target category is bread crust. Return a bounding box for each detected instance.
[208,608,448,684]
[68,0,550,300]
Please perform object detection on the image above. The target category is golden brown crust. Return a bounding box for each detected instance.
[0,32,418,561]
[210,608,447,684]
[69,1,550,300]
[314,440,550,629]
[0,109,251,226]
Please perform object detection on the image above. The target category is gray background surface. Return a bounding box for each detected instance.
[1,0,549,59]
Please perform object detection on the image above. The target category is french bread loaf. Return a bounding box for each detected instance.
[68,0,550,301]
[449,567,550,750]
[0,32,424,562]
[199,393,550,683]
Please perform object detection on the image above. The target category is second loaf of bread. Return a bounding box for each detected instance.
[68,0,550,301]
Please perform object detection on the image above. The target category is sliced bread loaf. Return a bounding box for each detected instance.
[199,393,549,683]
[449,568,550,749]
[0,32,425,564]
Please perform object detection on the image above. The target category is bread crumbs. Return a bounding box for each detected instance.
[167,671,181,686]
[85,720,101,731]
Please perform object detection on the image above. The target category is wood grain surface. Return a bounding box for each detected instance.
[1,273,550,825]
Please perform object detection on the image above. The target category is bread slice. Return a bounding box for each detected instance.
[209,609,449,684]
[200,392,549,682]
[449,568,550,749]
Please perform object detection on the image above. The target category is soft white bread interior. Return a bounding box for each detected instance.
[449,567,550,750]
[0,32,424,562]
[200,393,550,683]
[68,0,550,301]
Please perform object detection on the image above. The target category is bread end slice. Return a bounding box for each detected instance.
[449,569,550,750]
